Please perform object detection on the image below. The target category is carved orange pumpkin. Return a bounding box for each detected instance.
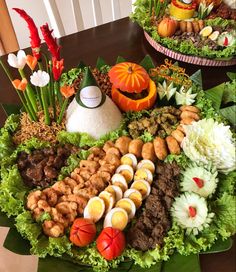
[111,79,157,112]
[108,62,150,93]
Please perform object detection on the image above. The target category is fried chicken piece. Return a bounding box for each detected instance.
[42,220,64,237]
[52,181,72,195]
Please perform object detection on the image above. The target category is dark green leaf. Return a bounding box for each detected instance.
[0,210,15,228]
[3,227,31,255]
[139,55,155,71]
[110,261,133,272]
[220,105,236,125]
[116,56,126,64]
[162,253,200,272]
[205,83,225,110]
[38,256,93,272]
[190,70,202,89]
[201,238,233,254]
[226,72,236,81]
[96,57,107,70]
[77,61,86,69]
[131,262,162,272]
[1,104,22,116]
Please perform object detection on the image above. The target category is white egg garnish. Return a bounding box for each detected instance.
[124,188,143,209]
[131,179,151,200]
[137,159,155,174]
[115,164,134,183]
[120,153,138,169]
[134,168,153,184]
[105,185,123,202]
[83,196,105,222]
[111,173,128,192]
[99,191,115,214]
[115,198,136,221]
[103,207,128,231]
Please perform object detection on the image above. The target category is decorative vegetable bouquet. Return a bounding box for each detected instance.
[0,8,74,125]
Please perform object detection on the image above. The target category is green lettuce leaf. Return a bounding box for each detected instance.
[0,165,28,216]
[57,131,81,146]
[211,193,236,239]
[216,171,236,196]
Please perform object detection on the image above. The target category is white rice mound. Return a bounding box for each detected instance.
[66,96,122,139]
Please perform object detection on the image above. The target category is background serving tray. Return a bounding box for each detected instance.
[144,31,236,67]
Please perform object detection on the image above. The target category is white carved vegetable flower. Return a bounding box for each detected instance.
[182,118,236,173]
[30,70,50,87]
[7,50,27,69]
[157,80,177,100]
[175,86,197,105]
[171,192,214,235]
[181,164,218,198]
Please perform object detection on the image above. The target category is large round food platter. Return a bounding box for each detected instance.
[132,0,236,66]
[0,7,235,272]
[144,31,236,66]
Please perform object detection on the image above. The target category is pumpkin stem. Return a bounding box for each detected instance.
[128,66,133,74]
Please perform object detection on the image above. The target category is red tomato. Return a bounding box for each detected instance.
[96,227,126,260]
[70,218,96,247]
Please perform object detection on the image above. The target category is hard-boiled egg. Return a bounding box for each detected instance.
[111,173,128,192]
[120,153,137,169]
[99,191,115,214]
[115,165,134,183]
[105,185,123,202]
[134,168,153,184]
[124,189,142,209]
[104,207,128,231]
[137,159,155,174]
[131,179,151,200]
[115,198,136,220]
[84,197,105,222]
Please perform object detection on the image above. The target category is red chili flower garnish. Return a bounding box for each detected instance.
[192,177,204,188]
[223,37,229,46]
[13,8,41,60]
[52,57,64,81]
[188,206,197,218]
[40,23,61,60]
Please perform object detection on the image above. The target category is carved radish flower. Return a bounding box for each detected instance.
[175,86,197,105]
[30,70,50,87]
[171,192,214,235]
[180,164,218,198]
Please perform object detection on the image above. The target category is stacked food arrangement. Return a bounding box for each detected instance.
[0,8,235,272]
[131,0,236,65]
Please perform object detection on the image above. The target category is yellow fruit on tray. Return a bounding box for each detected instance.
[157,17,178,38]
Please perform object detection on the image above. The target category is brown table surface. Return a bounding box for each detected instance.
[0,17,235,272]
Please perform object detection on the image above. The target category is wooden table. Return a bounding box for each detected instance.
[0,17,235,272]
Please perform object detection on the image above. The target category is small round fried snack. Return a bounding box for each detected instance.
[153,137,168,161]
[166,136,181,155]
[180,105,200,113]
[115,136,132,155]
[128,139,144,158]
[141,142,156,162]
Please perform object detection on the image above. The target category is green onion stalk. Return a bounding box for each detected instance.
[48,61,57,120]
[149,0,153,16]
[0,58,36,121]
[40,86,50,125]
[57,97,68,124]
[55,80,63,107]
[18,68,38,113]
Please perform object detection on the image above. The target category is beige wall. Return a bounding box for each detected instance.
[6,0,132,49]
